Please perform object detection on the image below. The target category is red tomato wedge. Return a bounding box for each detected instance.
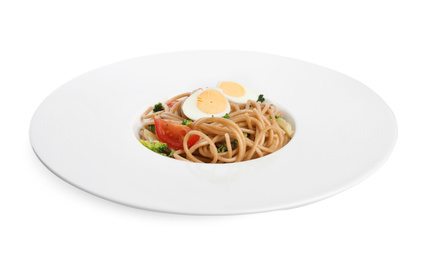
[167,100,179,108]
[153,116,199,150]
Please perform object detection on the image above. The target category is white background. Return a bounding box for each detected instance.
[1,0,442,259]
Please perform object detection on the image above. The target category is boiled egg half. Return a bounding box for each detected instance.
[182,88,231,120]
[216,81,258,104]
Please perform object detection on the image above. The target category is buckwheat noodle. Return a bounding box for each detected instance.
[139,90,292,163]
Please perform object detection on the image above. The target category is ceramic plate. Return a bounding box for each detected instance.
[30,51,397,215]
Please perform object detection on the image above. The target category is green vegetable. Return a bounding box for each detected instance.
[168,149,175,157]
[244,133,248,137]
[153,102,164,112]
[232,139,239,149]
[275,115,280,119]
[223,113,230,119]
[139,139,168,154]
[257,94,265,103]
[147,125,156,133]
[182,119,192,126]
[217,144,227,153]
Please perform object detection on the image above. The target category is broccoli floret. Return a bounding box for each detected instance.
[151,142,168,153]
[182,119,192,126]
[217,144,227,153]
[147,124,156,133]
[139,140,168,154]
[153,102,164,112]
[168,149,175,157]
[223,113,230,119]
[257,94,265,103]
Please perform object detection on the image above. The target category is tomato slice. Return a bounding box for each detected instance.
[153,116,199,150]
[167,100,179,108]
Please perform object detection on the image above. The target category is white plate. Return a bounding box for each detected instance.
[30,51,397,215]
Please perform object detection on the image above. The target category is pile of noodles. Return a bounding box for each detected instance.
[140,90,291,163]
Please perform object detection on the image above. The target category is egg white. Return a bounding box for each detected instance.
[216,82,258,104]
[182,89,231,120]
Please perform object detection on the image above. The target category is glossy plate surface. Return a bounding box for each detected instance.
[30,51,397,215]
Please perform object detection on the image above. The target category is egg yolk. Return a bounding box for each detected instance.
[219,81,245,97]
[197,89,228,114]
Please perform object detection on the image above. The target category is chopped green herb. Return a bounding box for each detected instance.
[211,115,214,118]
[257,94,265,103]
[217,144,227,153]
[234,139,238,145]
[182,119,192,126]
[153,102,164,112]
[244,133,248,137]
[275,115,280,119]
[223,113,230,119]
